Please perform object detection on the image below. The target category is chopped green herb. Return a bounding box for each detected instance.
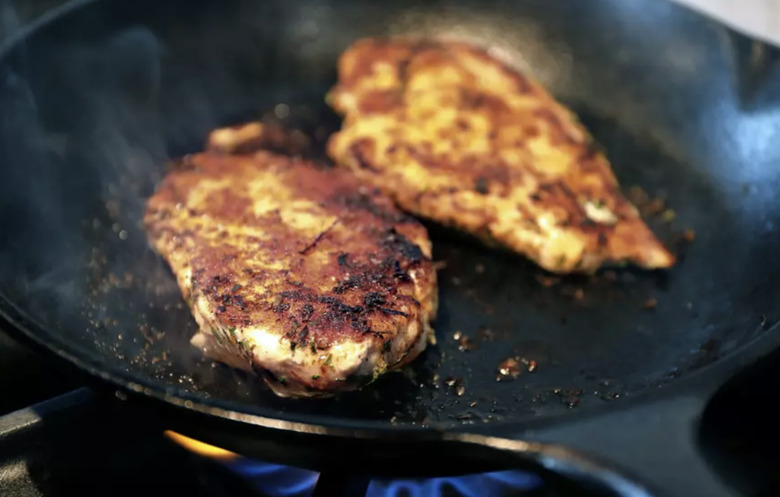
[324,354,333,366]
[210,326,223,344]
[311,374,320,380]
[277,376,287,384]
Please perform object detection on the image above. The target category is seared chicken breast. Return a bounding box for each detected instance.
[143,148,438,398]
[326,37,675,274]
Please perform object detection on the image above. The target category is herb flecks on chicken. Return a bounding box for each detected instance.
[144,148,438,398]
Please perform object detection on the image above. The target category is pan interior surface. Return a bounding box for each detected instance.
[0,0,779,430]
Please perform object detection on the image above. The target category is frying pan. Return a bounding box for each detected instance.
[1,0,779,496]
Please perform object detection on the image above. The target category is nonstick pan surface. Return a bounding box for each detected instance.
[1,0,779,456]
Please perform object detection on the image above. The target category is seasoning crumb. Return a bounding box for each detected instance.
[527,359,538,372]
[643,298,657,310]
[451,276,461,286]
[497,358,522,380]
[760,314,768,328]
[452,330,462,341]
[662,209,676,222]
[469,401,478,408]
[457,335,477,352]
[444,377,466,396]
[643,197,667,217]
[573,288,585,302]
[535,274,560,287]
[680,229,696,243]
[474,263,486,274]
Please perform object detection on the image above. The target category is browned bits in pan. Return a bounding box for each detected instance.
[681,229,696,243]
[444,377,466,396]
[497,357,522,380]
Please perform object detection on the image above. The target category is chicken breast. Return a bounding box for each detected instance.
[326,37,675,274]
[143,148,438,398]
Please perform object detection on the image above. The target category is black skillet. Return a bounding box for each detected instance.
[1,0,780,496]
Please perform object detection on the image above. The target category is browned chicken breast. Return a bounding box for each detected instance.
[143,147,438,398]
[326,37,675,274]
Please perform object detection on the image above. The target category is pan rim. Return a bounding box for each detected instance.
[2,291,778,437]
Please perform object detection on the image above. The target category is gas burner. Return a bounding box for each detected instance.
[166,431,544,497]
[365,472,542,497]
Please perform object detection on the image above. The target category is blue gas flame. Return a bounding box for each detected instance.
[368,471,543,497]
[227,459,318,496]
[225,459,542,497]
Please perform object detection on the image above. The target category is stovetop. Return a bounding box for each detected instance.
[1,1,780,496]
[1,326,780,497]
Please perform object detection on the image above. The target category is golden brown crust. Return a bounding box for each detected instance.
[326,37,676,274]
[144,148,437,397]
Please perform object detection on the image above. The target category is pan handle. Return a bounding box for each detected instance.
[450,393,730,497]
